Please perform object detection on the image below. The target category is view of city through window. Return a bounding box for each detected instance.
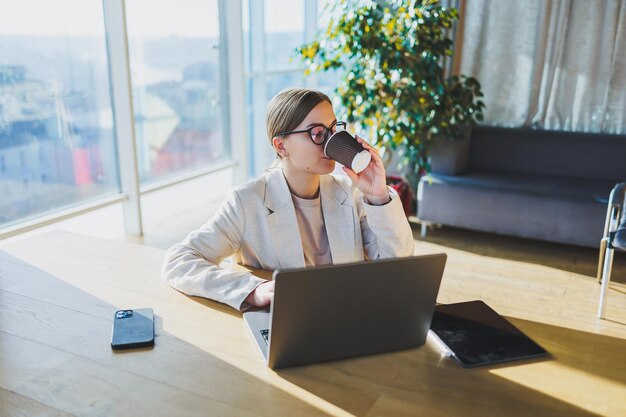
[125,0,227,184]
[0,0,228,229]
[0,1,119,228]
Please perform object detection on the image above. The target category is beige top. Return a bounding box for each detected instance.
[290,191,333,267]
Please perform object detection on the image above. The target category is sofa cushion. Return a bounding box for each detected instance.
[469,126,626,182]
[424,170,615,204]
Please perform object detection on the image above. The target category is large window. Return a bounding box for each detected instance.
[0,0,119,229]
[125,0,227,184]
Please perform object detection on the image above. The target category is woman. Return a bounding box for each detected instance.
[161,87,415,311]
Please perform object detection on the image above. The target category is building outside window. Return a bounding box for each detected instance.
[0,0,119,229]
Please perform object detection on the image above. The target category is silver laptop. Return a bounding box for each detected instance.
[244,253,447,369]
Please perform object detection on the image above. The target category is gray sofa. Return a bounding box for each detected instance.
[417,126,626,248]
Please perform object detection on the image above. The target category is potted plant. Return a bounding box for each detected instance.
[294,0,485,191]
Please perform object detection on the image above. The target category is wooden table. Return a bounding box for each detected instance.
[1,231,625,417]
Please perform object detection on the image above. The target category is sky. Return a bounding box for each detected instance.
[0,0,306,38]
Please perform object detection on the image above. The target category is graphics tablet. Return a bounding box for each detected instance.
[429,300,548,367]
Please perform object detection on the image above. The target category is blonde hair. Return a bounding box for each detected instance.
[266,87,332,163]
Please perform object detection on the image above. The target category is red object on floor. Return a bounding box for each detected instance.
[386,175,413,216]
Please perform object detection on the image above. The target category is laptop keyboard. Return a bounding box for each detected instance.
[260,329,269,344]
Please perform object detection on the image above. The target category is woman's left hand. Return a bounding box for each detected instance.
[342,135,391,205]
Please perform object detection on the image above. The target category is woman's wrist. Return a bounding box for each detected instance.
[364,191,391,206]
[244,281,263,304]
[244,280,274,307]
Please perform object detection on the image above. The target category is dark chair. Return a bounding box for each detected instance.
[597,182,626,319]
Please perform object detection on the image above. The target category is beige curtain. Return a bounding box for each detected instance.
[453,0,626,134]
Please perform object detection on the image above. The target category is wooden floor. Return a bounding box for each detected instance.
[410,222,626,339]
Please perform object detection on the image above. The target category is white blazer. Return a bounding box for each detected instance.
[161,166,415,311]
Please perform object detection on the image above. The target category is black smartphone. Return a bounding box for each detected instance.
[111,308,155,350]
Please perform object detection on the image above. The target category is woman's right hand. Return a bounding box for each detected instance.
[244,280,275,307]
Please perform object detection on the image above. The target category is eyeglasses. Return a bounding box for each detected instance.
[276,121,347,145]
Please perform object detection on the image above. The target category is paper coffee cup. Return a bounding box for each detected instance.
[324,131,372,173]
